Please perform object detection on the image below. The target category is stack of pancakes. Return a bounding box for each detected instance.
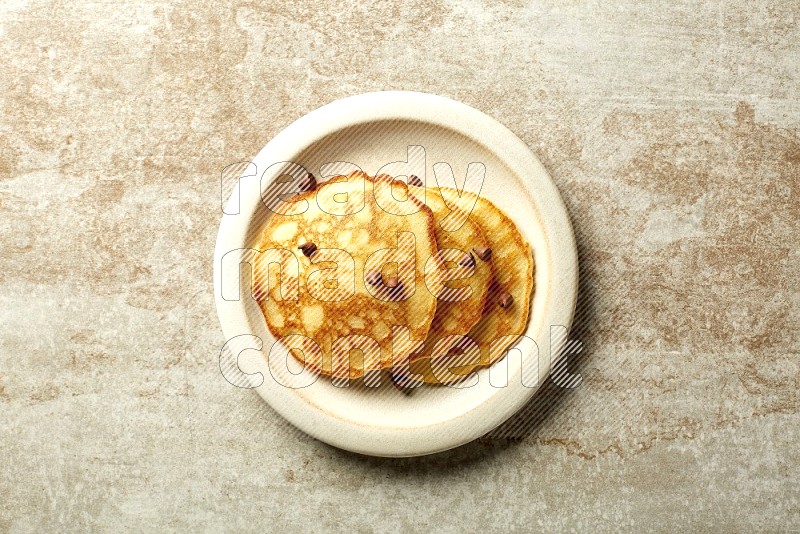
[255,171,533,385]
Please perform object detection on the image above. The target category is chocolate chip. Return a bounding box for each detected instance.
[498,292,514,308]
[383,275,400,288]
[408,175,423,187]
[365,269,382,286]
[380,275,404,300]
[459,252,475,267]
[473,247,492,261]
[389,371,412,394]
[298,242,317,257]
[298,172,316,192]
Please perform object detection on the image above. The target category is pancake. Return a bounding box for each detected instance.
[254,171,440,379]
[408,189,534,384]
[406,183,493,344]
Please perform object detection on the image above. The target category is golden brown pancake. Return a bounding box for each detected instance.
[408,189,534,384]
[406,183,493,346]
[254,171,440,379]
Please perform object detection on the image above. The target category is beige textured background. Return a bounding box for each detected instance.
[1,0,798,531]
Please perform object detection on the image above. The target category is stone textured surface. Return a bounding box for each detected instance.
[1,0,798,531]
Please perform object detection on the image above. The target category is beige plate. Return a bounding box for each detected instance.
[213,91,578,457]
